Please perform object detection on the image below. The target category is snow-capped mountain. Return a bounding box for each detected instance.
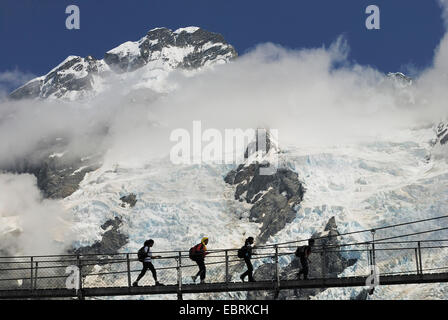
[2,26,448,301]
[3,26,237,200]
[386,72,413,87]
[9,27,237,101]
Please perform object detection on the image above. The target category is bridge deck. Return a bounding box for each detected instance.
[1,272,448,299]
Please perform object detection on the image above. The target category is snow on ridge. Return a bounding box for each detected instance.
[106,41,141,58]
[148,27,169,32]
[48,55,82,74]
[162,46,195,65]
[201,41,224,51]
[387,72,413,87]
[174,26,200,34]
[20,75,44,87]
[387,72,407,78]
[10,26,238,101]
[13,56,81,92]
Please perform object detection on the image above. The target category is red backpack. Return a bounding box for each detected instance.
[189,243,203,260]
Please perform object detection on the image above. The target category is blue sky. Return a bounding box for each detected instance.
[0,0,446,92]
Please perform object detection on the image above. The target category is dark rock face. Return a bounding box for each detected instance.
[20,159,97,199]
[64,217,129,278]
[225,162,304,244]
[436,122,448,146]
[224,129,303,245]
[1,121,106,199]
[120,193,137,208]
[441,134,448,145]
[74,217,128,256]
[10,27,237,100]
[4,148,101,199]
[247,217,357,300]
[177,28,237,69]
[106,27,237,73]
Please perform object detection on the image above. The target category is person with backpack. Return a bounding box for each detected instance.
[189,237,209,284]
[133,239,162,287]
[295,238,315,280]
[239,236,255,282]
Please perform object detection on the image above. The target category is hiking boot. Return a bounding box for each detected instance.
[132,281,139,287]
[191,276,197,283]
[155,281,164,286]
[200,279,206,284]
[240,275,245,283]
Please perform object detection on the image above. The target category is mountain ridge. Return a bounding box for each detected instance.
[10,26,238,101]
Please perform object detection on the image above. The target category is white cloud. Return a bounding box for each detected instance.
[0,69,35,100]
[0,36,445,169]
[409,0,448,121]
[1,3,448,255]
[438,0,448,26]
[0,173,74,255]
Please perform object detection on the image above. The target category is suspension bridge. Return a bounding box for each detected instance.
[1,215,448,300]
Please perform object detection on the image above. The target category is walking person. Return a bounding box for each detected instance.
[189,237,209,284]
[239,236,256,282]
[133,239,163,287]
[295,238,315,280]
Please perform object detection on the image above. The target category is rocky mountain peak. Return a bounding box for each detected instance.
[324,216,338,231]
[10,26,237,101]
[224,130,304,244]
[387,72,413,87]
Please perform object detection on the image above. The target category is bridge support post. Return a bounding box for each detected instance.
[371,229,376,267]
[369,230,376,296]
[126,253,131,287]
[418,241,423,274]
[321,244,326,279]
[30,257,34,291]
[177,251,183,301]
[77,255,84,300]
[366,244,371,266]
[34,262,38,290]
[225,250,229,283]
[274,245,280,299]
[415,248,420,274]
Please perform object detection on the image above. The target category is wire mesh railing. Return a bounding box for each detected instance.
[1,239,448,295]
[2,214,448,295]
